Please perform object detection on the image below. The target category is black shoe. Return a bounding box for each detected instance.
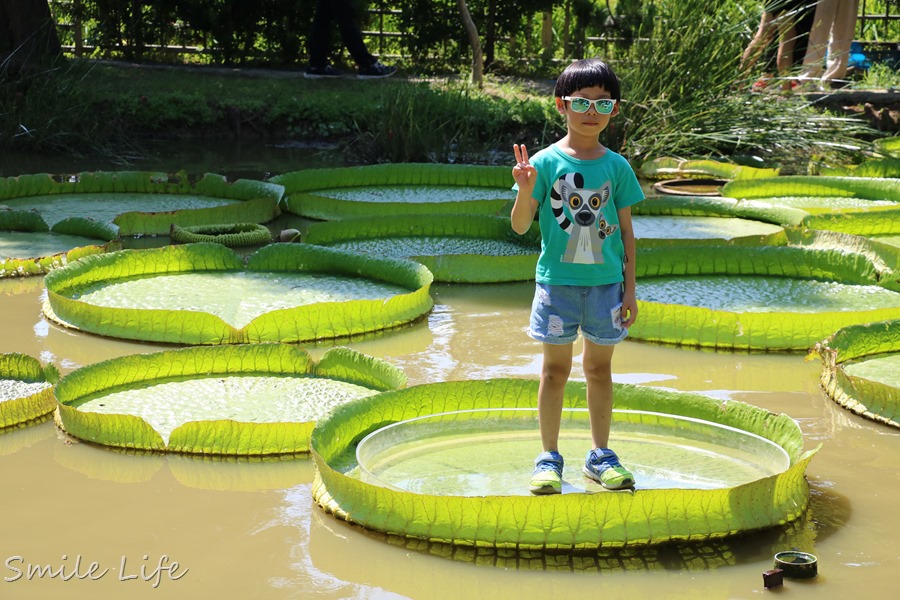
[304,65,343,79]
[358,61,397,79]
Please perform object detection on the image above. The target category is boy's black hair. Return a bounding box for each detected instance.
[554,58,621,101]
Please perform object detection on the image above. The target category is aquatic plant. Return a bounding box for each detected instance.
[723,176,900,202]
[721,175,900,236]
[54,344,405,455]
[640,158,780,181]
[814,320,900,428]
[819,157,900,178]
[311,378,817,550]
[1,208,121,278]
[271,163,511,220]
[43,242,434,344]
[170,222,272,247]
[0,353,59,431]
[0,171,283,235]
[631,240,900,350]
[304,215,539,283]
[875,136,900,157]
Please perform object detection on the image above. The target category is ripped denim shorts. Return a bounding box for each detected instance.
[527,282,627,346]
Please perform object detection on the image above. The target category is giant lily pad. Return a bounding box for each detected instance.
[0,171,283,235]
[633,193,900,237]
[43,242,434,344]
[270,163,510,220]
[311,378,817,550]
[640,157,780,180]
[722,176,900,202]
[813,320,900,428]
[631,243,900,350]
[721,175,900,236]
[54,344,406,454]
[1,209,121,278]
[1,353,59,430]
[633,215,787,247]
[304,215,539,283]
[820,157,900,178]
[875,136,900,157]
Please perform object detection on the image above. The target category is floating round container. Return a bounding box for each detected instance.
[774,550,818,579]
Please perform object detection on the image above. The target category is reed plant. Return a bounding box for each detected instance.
[612,0,874,169]
[0,58,140,159]
[344,79,552,164]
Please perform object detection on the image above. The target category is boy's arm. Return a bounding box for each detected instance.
[511,144,538,235]
[618,205,638,328]
[511,187,538,235]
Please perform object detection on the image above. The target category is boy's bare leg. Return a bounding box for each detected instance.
[583,339,615,450]
[537,342,573,452]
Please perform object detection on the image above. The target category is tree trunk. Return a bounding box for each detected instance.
[0,0,62,70]
[457,0,483,87]
[541,10,553,58]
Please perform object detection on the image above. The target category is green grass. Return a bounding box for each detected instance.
[0,42,891,173]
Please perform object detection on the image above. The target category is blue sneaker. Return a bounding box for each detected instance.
[529,451,564,495]
[583,448,634,490]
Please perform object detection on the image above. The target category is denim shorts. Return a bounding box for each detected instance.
[528,282,627,346]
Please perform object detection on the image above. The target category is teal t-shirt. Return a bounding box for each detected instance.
[523,144,644,286]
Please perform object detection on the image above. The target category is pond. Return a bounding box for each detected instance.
[0,143,897,599]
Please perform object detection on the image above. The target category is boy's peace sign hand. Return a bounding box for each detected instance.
[512,144,536,192]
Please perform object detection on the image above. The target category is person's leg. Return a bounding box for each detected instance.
[791,1,817,65]
[307,0,334,69]
[821,0,860,83]
[741,11,777,74]
[582,339,615,450]
[537,342,573,452]
[777,23,798,90]
[529,341,572,494]
[332,0,376,68]
[800,0,839,78]
[579,282,634,491]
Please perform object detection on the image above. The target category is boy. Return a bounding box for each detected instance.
[511,58,643,495]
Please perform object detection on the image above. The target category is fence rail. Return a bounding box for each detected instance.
[48,1,900,66]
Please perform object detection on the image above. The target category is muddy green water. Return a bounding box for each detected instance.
[1,146,897,599]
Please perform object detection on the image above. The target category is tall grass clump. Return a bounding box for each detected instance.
[344,79,551,164]
[613,0,874,170]
[0,57,136,158]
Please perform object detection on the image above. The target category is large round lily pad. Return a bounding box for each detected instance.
[635,190,900,237]
[640,157,779,181]
[631,243,900,350]
[633,215,786,247]
[270,163,511,220]
[0,171,283,235]
[42,242,434,344]
[1,353,59,431]
[311,378,817,550]
[356,408,790,495]
[305,215,539,282]
[720,175,900,235]
[54,344,406,455]
[814,319,900,428]
[1,209,120,278]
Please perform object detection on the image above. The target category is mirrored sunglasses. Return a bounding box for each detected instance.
[562,96,617,114]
